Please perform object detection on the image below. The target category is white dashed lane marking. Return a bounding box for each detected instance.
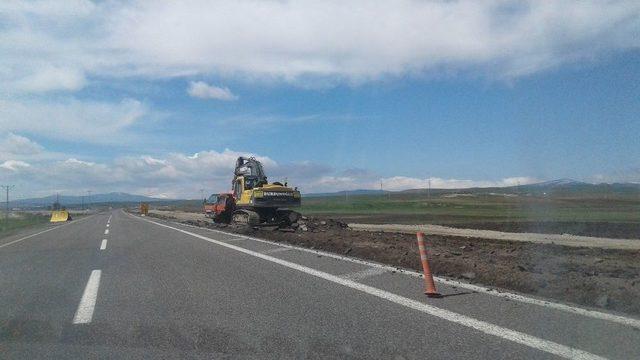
[100,239,107,250]
[73,270,101,324]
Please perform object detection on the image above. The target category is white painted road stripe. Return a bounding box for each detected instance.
[108,215,112,222]
[100,239,107,250]
[341,267,388,281]
[106,223,109,227]
[139,216,606,360]
[176,220,640,330]
[73,270,101,324]
[0,215,94,250]
[104,229,109,235]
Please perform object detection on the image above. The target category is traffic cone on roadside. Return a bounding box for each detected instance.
[416,232,441,298]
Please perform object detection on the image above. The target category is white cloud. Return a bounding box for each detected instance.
[1,0,639,95]
[15,67,86,93]
[0,142,624,199]
[0,98,149,143]
[0,160,31,172]
[106,1,640,81]
[187,81,238,101]
[0,133,44,156]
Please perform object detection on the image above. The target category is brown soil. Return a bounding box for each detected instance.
[147,212,640,316]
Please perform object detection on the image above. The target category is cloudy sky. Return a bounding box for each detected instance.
[1,0,639,199]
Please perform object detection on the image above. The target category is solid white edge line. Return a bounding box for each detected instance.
[125,212,640,330]
[73,270,101,324]
[104,229,109,235]
[171,219,640,330]
[136,215,605,360]
[100,239,107,250]
[0,215,95,250]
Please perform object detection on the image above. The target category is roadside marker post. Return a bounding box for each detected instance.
[417,232,441,298]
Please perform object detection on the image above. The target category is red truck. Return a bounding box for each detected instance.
[203,193,234,223]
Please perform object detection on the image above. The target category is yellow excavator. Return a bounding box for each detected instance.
[226,157,302,227]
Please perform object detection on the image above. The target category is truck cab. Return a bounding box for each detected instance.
[203,193,234,222]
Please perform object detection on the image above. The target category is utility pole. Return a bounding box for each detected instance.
[81,195,85,210]
[428,178,431,199]
[1,185,15,228]
[381,181,390,200]
[199,188,205,200]
[87,190,92,209]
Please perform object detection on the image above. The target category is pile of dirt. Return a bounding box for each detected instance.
[292,217,349,232]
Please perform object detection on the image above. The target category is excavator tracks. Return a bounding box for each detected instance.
[232,210,260,227]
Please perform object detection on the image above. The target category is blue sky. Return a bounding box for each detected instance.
[1,1,639,198]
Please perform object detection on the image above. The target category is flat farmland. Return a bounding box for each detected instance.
[300,193,640,239]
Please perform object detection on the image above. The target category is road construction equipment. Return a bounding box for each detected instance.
[212,157,301,227]
[50,210,70,222]
[231,157,301,227]
[203,193,234,223]
[416,232,441,298]
[50,195,71,222]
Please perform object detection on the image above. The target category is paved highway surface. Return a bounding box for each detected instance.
[1,210,639,359]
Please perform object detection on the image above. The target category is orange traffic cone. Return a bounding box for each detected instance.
[416,232,441,298]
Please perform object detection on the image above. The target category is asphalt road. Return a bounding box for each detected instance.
[1,210,639,359]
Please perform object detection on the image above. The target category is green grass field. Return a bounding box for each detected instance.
[299,193,640,224]
[0,213,51,237]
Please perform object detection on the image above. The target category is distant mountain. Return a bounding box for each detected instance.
[11,192,167,208]
[515,179,640,196]
[526,179,588,187]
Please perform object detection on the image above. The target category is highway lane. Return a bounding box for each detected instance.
[1,209,639,359]
[0,215,101,349]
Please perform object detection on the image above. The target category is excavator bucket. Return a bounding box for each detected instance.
[50,210,70,222]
